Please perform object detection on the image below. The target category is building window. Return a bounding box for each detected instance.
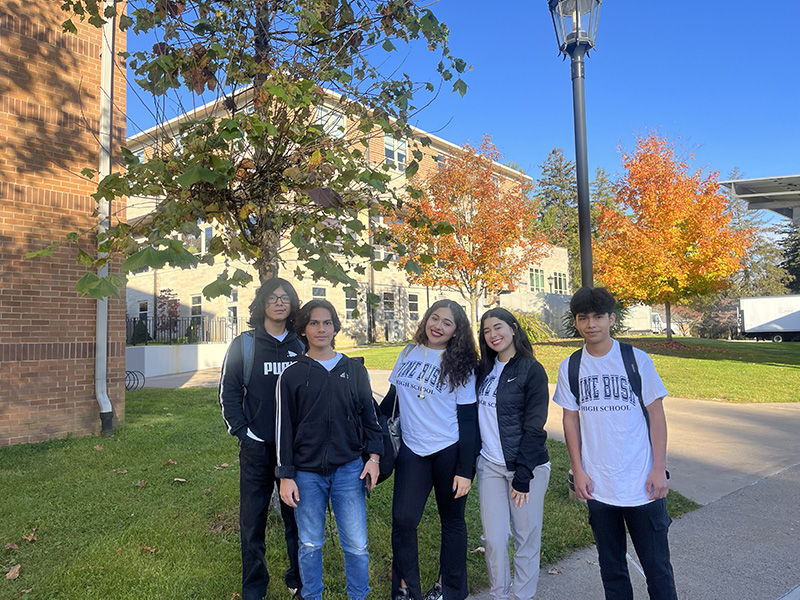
[530,268,545,293]
[312,287,326,299]
[383,292,395,321]
[408,294,419,322]
[315,105,345,139]
[553,272,568,295]
[138,301,148,322]
[384,136,407,170]
[204,226,213,253]
[345,289,358,319]
[230,289,238,303]
[191,295,202,320]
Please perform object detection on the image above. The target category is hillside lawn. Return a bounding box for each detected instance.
[347,337,800,403]
[0,388,698,599]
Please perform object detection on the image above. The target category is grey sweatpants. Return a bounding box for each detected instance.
[476,456,551,600]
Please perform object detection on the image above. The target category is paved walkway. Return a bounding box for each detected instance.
[144,367,800,599]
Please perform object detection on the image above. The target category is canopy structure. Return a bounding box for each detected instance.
[720,175,800,224]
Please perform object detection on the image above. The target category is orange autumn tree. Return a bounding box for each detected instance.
[595,132,751,340]
[393,136,546,324]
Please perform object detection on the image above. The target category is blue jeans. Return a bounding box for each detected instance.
[294,458,370,600]
[587,498,677,600]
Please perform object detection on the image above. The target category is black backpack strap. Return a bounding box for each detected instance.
[620,342,649,431]
[241,330,256,392]
[568,348,583,405]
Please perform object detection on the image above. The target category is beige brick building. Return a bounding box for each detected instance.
[125,92,572,356]
[0,5,127,445]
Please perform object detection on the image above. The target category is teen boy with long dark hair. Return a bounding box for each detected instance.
[219,278,304,600]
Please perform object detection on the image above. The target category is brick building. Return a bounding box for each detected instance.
[0,4,127,446]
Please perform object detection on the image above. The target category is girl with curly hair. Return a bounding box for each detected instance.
[388,300,479,600]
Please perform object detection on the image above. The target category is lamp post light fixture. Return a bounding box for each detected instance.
[547,275,554,294]
[548,0,601,288]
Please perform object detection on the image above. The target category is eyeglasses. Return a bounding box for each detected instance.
[267,295,291,305]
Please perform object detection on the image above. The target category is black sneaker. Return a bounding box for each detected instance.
[394,587,410,600]
[423,582,443,600]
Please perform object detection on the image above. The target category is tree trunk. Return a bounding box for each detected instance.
[255,229,281,283]
[665,300,673,342]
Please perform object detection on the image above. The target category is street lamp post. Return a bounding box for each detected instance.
[547,0,601,288]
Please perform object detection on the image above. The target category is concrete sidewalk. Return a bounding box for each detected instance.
[144,367,800,599]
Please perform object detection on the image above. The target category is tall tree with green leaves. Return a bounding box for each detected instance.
[780,223,800,294]
[47,0,469,299]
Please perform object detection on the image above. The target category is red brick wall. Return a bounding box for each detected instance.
[0,3,127,446]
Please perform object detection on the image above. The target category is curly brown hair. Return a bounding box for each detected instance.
[414,300,478,391]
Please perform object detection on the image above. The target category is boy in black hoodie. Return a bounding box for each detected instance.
[219,278,304,600]
[276,299,383,600]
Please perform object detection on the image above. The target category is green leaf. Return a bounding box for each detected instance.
[366,293,381,306]
[382,39,396,52]
[175,164,222,188]
[405,160,419,178]
[405,259,423,275]
[122,246,169,272]
[453,78,468,97]
[61,19,78,34]
[76,249,95,268]
[454,58,467,73]
[26,242,59,258]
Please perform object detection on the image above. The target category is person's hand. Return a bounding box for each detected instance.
[452,475,472,499]
[645,468,669,500]
[361,456,380,492]
[280,478,300,507]
[572,469,595,500]
[510,488,529,508]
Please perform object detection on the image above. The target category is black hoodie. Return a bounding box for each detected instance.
[219,325,305,443]
[275,354,383,478]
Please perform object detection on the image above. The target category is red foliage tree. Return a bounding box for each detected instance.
[595,132,751,340]
[393,136,547,324]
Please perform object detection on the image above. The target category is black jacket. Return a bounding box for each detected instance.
[477,354,549,493]
[218,326,305,444]
[275,354,383,478]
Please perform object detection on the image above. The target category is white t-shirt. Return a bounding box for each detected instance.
[389,344,477,457]
[553,339,668,506]
[314,353,342,372]
[477,358,508,466]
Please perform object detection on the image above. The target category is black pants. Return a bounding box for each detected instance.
[239,438,301,600]
[391,442,469,600]
[587,498,677,600]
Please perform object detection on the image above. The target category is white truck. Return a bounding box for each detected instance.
[738,295,800,342]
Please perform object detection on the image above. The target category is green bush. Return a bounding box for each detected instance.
[513,311,556,343]
[131,320,150,345]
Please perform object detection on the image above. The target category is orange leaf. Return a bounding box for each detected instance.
[164,459,177,466]
[135,480,147,488]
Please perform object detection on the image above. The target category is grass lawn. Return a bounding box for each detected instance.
[1,388,697,599]
[350,337,800,403]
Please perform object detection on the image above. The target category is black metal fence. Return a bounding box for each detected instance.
[126,316,249,345]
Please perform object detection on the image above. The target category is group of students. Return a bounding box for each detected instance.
[219,277,677,600]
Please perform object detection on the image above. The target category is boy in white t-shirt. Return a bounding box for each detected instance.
[553,287,677,600]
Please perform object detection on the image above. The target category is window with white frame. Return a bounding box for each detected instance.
[383,292,395,321]
[204,226,213,253]
[191,295,202,328]
[345,289,358,319]
[138,301,148,322]
[530,268,545,293]
[312,287,326,299]
[384,136,407,170]
[553,272,568,295]
[408,294,419,322]
[315,105,345,139]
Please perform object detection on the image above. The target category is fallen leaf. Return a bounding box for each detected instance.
[586,560,598,565]
[164,459,177,466]
[173,478,187,483]
[165,413,173,416]
[112,469,128,474]
[214,463,229,470]
[140,545,157,553]
[203,488,212,495]
[117,548,122,554]
[231,593,241,600]
[6,564,20,580]
[5,543,18,550]
[135,480,147,488]
[547,567,562,575]
[469,546,485,554]
[23,530,36,543]
[22,589,32,594]
[94,445,103,451]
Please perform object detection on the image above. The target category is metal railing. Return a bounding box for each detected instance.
[126,316,249,345]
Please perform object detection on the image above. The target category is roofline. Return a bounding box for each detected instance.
[720,175,800,188]
[125,85,532,182]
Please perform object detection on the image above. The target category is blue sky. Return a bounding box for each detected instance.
[126,1,800,186]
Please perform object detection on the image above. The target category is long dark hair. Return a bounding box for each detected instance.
[294,299,341,350]
[248,277,301,330]
[477,308,534,382]
[413,299,477,391]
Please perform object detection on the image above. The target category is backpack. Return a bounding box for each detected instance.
[241,330,256,392]
[567,342,669,478]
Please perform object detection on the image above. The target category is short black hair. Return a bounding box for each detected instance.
[248,278,301,330]
[294,299,341,349]
[570,287,616,316]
